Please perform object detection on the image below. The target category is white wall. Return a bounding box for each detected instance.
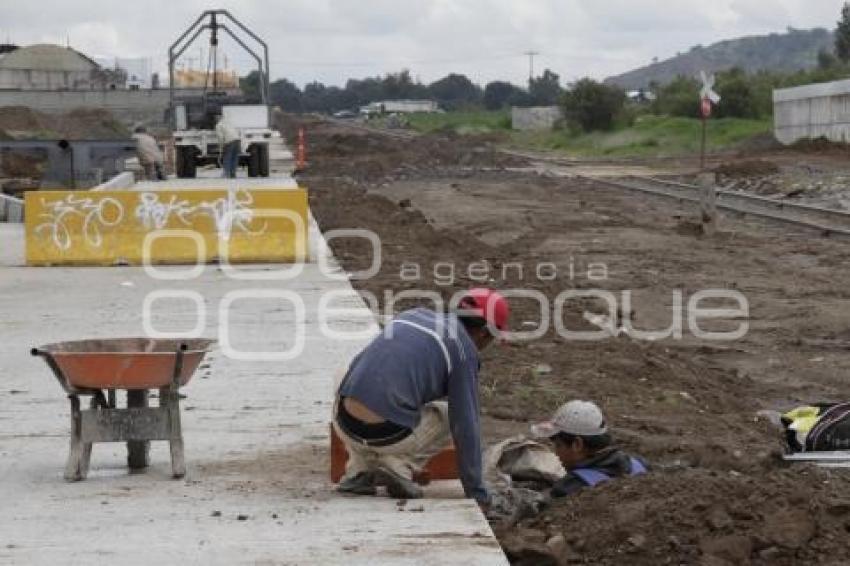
[773,80,850,145]
[511,106,562,131]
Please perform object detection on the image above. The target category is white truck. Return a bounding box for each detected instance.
[168,10,273,179]
[172,103,274,178]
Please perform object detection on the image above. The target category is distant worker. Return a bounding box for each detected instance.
[334,288,510,508]
[215,114,241,178]
[531,400,647,497]
[132,126,165,181]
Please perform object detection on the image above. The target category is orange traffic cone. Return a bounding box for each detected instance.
[296,127,307,171]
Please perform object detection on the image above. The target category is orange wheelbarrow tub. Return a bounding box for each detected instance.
[32,338,214,391]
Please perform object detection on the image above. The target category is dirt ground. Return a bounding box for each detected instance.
[0,106,129,140]
[281,115,850,565]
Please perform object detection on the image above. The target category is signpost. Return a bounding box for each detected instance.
[699,71,721,171]
[698,72,721,235]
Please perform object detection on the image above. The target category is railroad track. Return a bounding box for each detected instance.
[586,175,850,239]
[319,117,850,239]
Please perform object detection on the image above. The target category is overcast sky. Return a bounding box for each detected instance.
[0,0,846,87]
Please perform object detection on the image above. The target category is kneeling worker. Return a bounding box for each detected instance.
[531,400,647,497]
[334,288,509,507]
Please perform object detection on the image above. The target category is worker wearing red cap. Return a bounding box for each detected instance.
[334,288,509,505]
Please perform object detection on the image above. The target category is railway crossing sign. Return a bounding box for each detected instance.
[699,71,721,105]
[698,71,721,170]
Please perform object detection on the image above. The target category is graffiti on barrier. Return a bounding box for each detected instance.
[35,194,124,250]
[34,191,268,250]
[134,191,267,240]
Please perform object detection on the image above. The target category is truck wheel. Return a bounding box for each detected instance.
[259,144,270,177]
[176,146,196,178]
[175,146,187,178]
[247,145,261,177]
[183,147,197,179]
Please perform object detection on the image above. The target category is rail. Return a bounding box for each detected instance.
[584,175,850,239]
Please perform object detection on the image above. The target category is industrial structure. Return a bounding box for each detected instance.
[361,99,440,115]
[773,79,850,145]
[0,44,126,90]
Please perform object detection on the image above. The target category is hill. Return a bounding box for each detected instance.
[606,27,834,90]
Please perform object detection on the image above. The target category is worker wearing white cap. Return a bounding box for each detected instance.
[531,400,647,497]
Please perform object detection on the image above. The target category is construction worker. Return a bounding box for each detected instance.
[531,400,647,497]
[334,288,510,507]
[215,114,240,178]
[132,126,165,181]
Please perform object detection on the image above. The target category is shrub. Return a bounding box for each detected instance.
[561,78,627,132]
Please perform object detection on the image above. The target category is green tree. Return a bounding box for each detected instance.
[714,68,759,119]
[651,76,701,118]
[528,69,562,106]
[427,74,482,110]
[239,70,262,103]
[837,3,850,62]
[818,48,838,69]
[269,78,303,113]
[483,81,524,110]
[562,78,626,132]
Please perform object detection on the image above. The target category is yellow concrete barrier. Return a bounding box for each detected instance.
[25,188,308,266]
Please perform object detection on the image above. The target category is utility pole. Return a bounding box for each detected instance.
[524,50,539,84]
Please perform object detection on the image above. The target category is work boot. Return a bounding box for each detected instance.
[337,472,377,496]
[374,468,424,499]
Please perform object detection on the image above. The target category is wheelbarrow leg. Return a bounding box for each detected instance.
[65,395,92,481]
[127,390,150,470]
[161,387,186,478]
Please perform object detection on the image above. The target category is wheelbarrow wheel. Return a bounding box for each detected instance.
[127,441,150,470]
[126,390,150,470]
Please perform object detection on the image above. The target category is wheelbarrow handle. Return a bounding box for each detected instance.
[170,343,189,389]
[31,347,76,395]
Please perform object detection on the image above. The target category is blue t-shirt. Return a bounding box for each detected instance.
[338,308,487,503]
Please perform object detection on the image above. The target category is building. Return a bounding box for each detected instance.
[96,57,153,90]
[774,79,850,145]
[0,44,126,91]
[361,99,440,115]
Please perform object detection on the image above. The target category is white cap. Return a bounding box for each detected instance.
[530,400,608,438]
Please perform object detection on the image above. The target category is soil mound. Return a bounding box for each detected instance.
[0,106,128,140]
[715,159,780,179]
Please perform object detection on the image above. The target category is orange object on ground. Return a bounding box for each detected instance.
[330,423,458,484]
[35,338,213,390]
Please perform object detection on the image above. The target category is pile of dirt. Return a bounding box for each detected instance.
[278,115,526,183]
[0,153,46,178]
[0,106,50,134]
[0,106,128,140]
[54,108,129,139]
[788,136,850,156]
[498,466,850,565]
[715,159,780,179]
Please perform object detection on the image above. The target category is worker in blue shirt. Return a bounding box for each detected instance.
[334,288,509,506]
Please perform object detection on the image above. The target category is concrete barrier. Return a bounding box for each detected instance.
[92,171,136,191]
[774,79,850,145]
[25,188,308,266]
[512,106,563,131]
[0,193,24,222]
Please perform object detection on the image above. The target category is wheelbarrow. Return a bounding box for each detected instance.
[31,338,214,481]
